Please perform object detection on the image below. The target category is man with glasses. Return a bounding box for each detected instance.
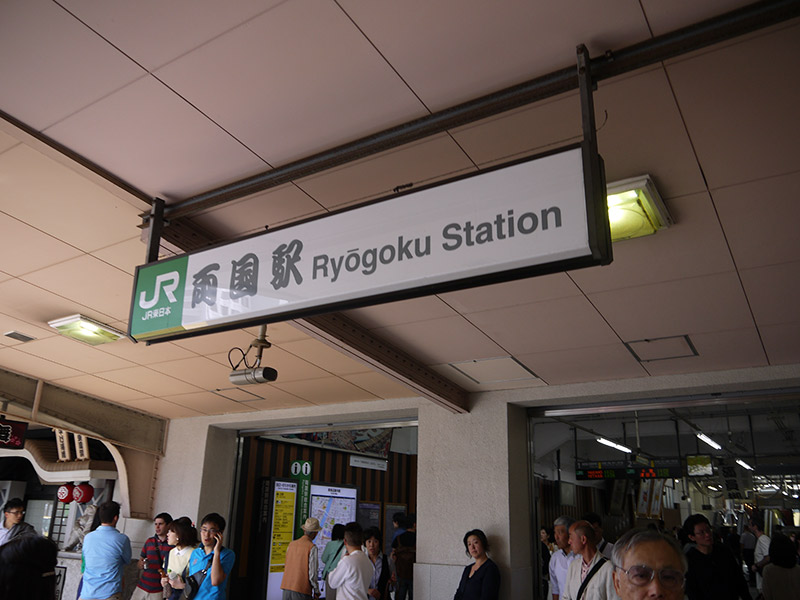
[612,528,686,600]
[0,498,35,546]
[186,513,235,600]
[683,514,751,599]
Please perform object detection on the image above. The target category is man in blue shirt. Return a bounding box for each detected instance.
[187,512,236,600]
[81,501,132,600]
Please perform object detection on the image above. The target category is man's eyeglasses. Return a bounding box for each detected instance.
[615,564,685,590]
[6,510,24,515]
[200,527,220,534]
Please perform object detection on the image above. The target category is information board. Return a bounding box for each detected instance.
[266,479,298,600]
[309,483,358,596]
[357,501,382,530]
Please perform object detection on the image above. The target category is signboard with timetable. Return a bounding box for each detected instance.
[576,459,682,481]
[129,144,610,342]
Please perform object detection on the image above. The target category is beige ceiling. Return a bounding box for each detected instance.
[0,0,798,420]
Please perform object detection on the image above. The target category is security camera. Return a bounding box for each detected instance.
[229,367,278,385]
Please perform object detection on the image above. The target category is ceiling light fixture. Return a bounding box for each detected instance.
[696,432,722,451]
[47,314,125,346]
[736,459,754,471]
[606,175,672,242]
[596,437,632,453]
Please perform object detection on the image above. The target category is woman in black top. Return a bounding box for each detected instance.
[453,529,500,600]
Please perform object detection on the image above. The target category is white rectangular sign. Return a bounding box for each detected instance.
[131,146,601,341]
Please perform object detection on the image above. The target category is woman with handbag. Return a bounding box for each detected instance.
[161,518,198,600]
[321,524,346,600]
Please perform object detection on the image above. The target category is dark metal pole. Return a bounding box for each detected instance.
[145,198,165,264]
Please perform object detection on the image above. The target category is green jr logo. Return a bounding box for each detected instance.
[130,257,188,340]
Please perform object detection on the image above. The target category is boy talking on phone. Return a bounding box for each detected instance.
[186,513,236,600]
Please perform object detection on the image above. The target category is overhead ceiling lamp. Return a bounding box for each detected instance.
[47,314,125,346]
[736,459,754,471]
[606,175,672,242]
[696,432,722,451]
[596,437,632,453]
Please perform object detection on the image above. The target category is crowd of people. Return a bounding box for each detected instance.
[540,511,800,600]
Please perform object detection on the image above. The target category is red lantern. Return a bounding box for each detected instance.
[73,483,94,504]
[57,484,74,503]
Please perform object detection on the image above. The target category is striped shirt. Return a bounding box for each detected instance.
[137,535,174,593]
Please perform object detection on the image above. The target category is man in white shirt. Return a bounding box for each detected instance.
[328,522,374,600]
[549,516,577,600]
[749,517,770,593]
[582,512,613,560]
[0,498,35,547]
[561,520,616,600]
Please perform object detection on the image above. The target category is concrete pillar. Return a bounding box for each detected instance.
[414,397,532,599]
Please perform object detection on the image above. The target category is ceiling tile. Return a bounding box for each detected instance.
[665,24,800,189]
[0,314,57,345]
[192,185,324,239]
[739,261,800,327]
[161,391,256,415]
[439,273,582,314]
[94,338,198,366]
[642,328,766,376]
[43,76,268,200]
[173,328,255,356]
[516,343,647,385]
[341,372,414,399]
[274,376,378,405]
[92,236,149,276]
[246,322,310,345]
[346,296,458,329]
[570,192,735,293]
[53,374,150,403]
[0,278,108,326]
[339,0,650,110]
[0,130,19,154]
[0,346,82,380]
[14,335,134,373]
[467,296,619,355]
[588,272,754,340]
[149,356,234,391]
[60,0,282,71]
[95,366,204,396]
[21,255,133,321]
[155,0,427,166]
[429,363,548,393]
[0,213,83,276]
[759,322,800,366]
[280,339,370,376]
[0,0,146,129]
[372,315,506,364]
[207,347,330,383]
[123,397,205,419]
[714,172,800,270]
[0,144,143,251]
[240,394,315,411]
[296,134,475,210]
[641,0,760,36]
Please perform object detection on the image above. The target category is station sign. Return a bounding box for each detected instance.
[130,144,610,342]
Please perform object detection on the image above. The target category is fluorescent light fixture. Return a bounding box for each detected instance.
[736,459,754,471]
[596,437,632,453]
[708,485,719,491]
[696,433,722,451]
[47,314,125,346]
[606,175,672,242]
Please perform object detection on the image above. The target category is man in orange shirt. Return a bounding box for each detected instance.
[282,518,322,600]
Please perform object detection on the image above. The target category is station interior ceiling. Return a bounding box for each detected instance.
[0,0,798,483]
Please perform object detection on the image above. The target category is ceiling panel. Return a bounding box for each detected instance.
[371,316,506,364]
[238,390,315,411]
[339,0,651,110]
[13,335,135,374]
[341,372,414,399]
[714,171,800,271]
[430,363,549,393]
[516,343,647,385]
[569,192,734,293]
[665,23,800,189]
[0,213,82,276]
[346,296,458,329]
[43,76,269,200]
[246,322,310,345]
[588,272,754,340]
[466,295,619,356]
[154,0,427,166]
[94,338,197,367]
[0,347,82,380]
[173,328,258,356]
[21,255,133,321]
[91,236,149,276]
[280,339,371,376]
[273,376,378,405]
[0,278,110,326]
[53,374,150,403]
[0,314,55,345]
[760,322,800,365]
[59,0,282,71]
[0,0,146,129]
[439,273,582,314]
[0,145,143,251]
[95,366,204,397]
[642,328,766,376]
[739,261,800,327]
[123,397,205,419]
[641,0,761,36]
[191,185,324,239]
[149,356,234,391]
[207,347,331,383]
[0,130,19,154]
[160,391,255,415]
[296,134,475,210]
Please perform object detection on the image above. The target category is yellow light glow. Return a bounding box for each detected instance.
[606,177,671,242]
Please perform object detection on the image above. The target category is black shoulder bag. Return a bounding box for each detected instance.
[575,556,607,600]
[183,555,211,600]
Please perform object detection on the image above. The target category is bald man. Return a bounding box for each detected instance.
[612,528,687,600]
[561,520,616,600]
